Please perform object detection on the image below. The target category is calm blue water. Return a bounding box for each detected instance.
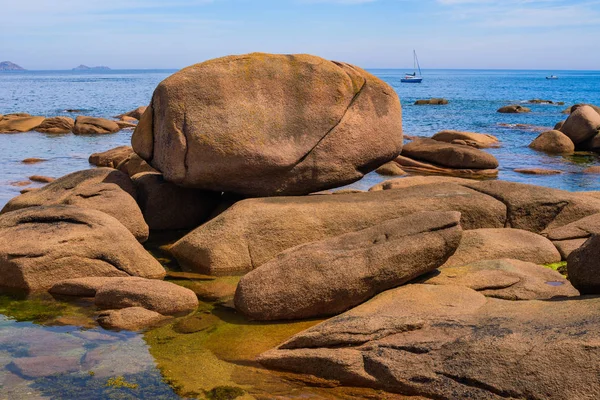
[0,68,599,209]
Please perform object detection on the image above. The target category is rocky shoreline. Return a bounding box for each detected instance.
[1,53,600,399]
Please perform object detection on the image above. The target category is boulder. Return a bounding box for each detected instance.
[514,168,562,175]
[89,146,134,168]
[259,284,600,399]
[414,98,448,105]
[72,116,120,135]
[369,176,474,192]
[95,278,198,315]
[97,307,169,331]
[171,183,506,274]
[116,153,157,177]
[431,130,499,149]
[567,235,600,294]
[464,180,600,233]
[115,120,137,130]
[132,53,403,196]
[132,172,221,230]
[563,103,600,115]
[583,132,600,152]
[0,206,165,292]
[443,228,561,267]
[529,130,575,154]
[235,212,462,320]
[374,161,406,176]
[424,259,578,300]
[401,138,499,169]
[49,277,127,297]
[117,106,147,120]
[546,213,600,258]
[35,117,74,134]
[394,155,498,178]
[560,105,600,145]
[0,115,45,133]
[554,120,565,130]
[1,168,148,242]
[497,104,531,113]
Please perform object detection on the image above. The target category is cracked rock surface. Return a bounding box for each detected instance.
[132,53,403,196]
[235,211,462,320]
[0,205,165,291]
[0,168,148,242]
[259,284,600,400]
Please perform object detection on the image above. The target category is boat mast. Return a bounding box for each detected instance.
[414,50,422,77]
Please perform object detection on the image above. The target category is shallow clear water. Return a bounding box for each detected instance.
[0,68,599,398]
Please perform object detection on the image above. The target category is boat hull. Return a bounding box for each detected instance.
[401,78,423,83]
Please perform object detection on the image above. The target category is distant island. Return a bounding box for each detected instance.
[72,65,111,71]
[0,61,25,71]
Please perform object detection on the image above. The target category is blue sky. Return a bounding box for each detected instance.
[2,0,600,70]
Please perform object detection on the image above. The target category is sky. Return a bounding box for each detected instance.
[2,0,600,70]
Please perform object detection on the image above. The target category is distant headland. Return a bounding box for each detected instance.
[72,65,111,71]
[0,61,25,71]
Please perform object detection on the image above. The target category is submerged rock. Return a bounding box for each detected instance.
[443,228,561,267]
[1,168,149,242]
[235,211,462,320]
[72,116,120,135]
[259,284,600,399]
[97,307,170,331]
[95,278,198,315]
[414,98,448,105]
[132,53,403,196]
[10,355,81,378]
[35,117,74,134]
[401,139,499,170]
[529,130,575,154]
[424,259,578,300]
[431,130,499,149]
[567,235,600,294]
[171,183,506,274]
[0,205,165,292]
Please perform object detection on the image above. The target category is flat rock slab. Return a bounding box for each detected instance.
[132,53,403,196]
[171,183,506,274]
[465,180,600,233]
[10,355,81,378]
[0,205,165,292]
[95,278,198,315]
[73,116,120,135]
[431,130,499,149]
[443,228,561,267]
[545,213,600,258]
[259,284,600,399]
[35,116,74,134]
[0,115,45,133]
[235,211,462,320]
[423,259,578,300]
[401,138,499,169]
[1,168,149,242]
[89,146,134,168]
[369,176,475,191]
[97,307,170,331]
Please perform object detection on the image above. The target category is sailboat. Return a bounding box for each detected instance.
[401,50,423,83]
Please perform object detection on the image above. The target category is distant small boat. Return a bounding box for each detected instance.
[401,50,423,83]
[546,75,558,80]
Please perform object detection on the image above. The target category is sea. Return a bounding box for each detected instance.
[0,68,599,398]
[1,68,600,209]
